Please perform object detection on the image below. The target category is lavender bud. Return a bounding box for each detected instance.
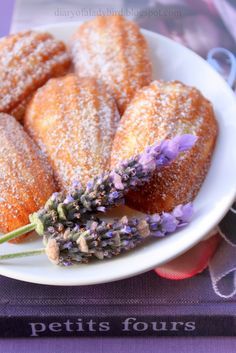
[44,203,193,266]
[30,136,196,237]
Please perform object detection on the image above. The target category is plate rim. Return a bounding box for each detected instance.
[0,22,235,285]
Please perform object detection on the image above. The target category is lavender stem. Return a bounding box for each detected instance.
[0,248,45,260]
[44,203,193,266]
[0,135,197,244]
[0,203,193,265]
[0,223,36,244]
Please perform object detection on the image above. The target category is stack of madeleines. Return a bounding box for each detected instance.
[0,15,218,243]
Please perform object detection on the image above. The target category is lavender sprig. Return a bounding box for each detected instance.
[0,134,196,243]
[45,203,193,266]
[0,203,193,265]
[30,134,197,235]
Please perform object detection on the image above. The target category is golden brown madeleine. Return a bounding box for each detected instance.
[70,15,152,114]
[0,113,56,242]
[111,80,218,213]
[24,74,120,190]
[0,30,71,121]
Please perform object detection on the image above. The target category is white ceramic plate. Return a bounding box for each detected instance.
[0,22,236,286]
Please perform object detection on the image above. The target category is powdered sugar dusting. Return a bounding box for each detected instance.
[0,113,56,234]
[25,74,120,190]
[71,15,152,113]
[0,30,70,120]
[111,80,218,213]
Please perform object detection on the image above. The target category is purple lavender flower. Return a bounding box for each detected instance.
[73,224,80,232]
[86,180,93,191]
[51,192,60,201]
[0,135,197,256]
[173,203,193,221]
[97,206,106,212]
[44,203,193,266]
[29,135,196,236]
[139,134,197,171]
[72,180,81,189]
[160,213,178,233]
[176,134,198,152]
[63,195,74,205]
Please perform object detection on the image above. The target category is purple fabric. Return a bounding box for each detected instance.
[0,270,229,306]
[1,337,236,353]
[0,0,14,37]
[0,270,235,338]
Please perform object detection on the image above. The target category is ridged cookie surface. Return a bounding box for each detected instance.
[71,15,152,114]
[0,30,70,121]
[111,80,218,213]
[24,74,120,190]
[0,113,56,242]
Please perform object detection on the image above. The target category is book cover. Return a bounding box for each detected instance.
[0,270,235,337]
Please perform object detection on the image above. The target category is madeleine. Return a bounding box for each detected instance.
[0,113,56,242]
[24,74,120,190]
[111,80,218,213]
[71,15,152,114]
[0,30,70,121]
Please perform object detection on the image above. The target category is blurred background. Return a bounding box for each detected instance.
[1,0,236,88]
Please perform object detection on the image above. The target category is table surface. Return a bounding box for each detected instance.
[0,0,236,352]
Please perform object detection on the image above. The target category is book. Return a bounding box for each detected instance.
[0,270,235,337]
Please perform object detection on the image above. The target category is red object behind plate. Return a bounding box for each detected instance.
[155,233,221,280]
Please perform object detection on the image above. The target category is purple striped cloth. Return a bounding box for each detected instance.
[0,0,236,299]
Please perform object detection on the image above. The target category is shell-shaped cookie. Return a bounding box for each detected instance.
[111,80,218,213]
[71,15,152,114]
[24,74,120,190]
[0,113,56,242]
[0,30,71,121]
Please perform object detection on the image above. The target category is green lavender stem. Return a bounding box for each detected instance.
[0,248,45,260]
[0,223,36,244]
[0,203,193,265]
[0,135,196,245]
